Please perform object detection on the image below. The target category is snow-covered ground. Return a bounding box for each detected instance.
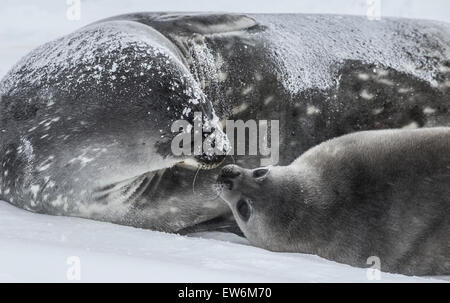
[0,0,449,282]
[0,201,446,282]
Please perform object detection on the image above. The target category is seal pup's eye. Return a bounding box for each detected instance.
[236,199,251,222]
[252,168,269,179]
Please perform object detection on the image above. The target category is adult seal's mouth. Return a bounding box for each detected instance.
[178,125,230,170]
[196,125,230,169]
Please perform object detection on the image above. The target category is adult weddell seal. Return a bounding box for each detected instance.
[0,13,449,234]
[218,128,450,276]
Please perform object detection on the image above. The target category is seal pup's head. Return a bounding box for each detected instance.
[217,164,319,252]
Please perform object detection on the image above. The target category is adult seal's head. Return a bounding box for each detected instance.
[0,20,227,217]
[218,128,450,276]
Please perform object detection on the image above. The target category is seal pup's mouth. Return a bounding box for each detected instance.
[216,166,255,226]
[216,164,244,204]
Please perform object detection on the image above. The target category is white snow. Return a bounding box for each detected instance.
[1,0,449,282]
[0,201,446,282]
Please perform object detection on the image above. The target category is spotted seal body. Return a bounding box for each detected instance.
[0,13,449,233]
[218,128,450,276]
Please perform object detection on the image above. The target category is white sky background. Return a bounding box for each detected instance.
[0,0,449,77]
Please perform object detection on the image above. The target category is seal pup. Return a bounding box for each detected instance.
[218,128,450,276]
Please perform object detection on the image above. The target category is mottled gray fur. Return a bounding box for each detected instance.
[219,128,450,276]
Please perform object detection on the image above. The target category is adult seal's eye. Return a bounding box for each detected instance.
[253,168,269,179]
[236,199,251,221]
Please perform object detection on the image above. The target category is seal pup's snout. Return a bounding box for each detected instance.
[217,165,245,209]
[221,164,242,178]
[217,164,242,190]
